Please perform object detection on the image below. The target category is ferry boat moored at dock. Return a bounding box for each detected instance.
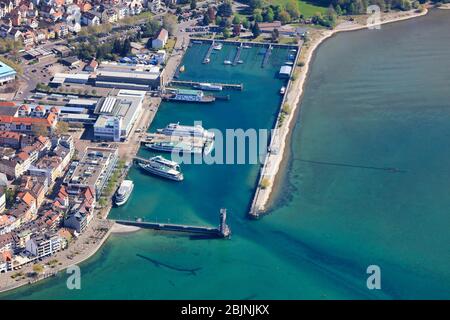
[162,89,215,103]
[138,160,184,181]
[157,122,215,140]
[114,180,134,206]
[151,155,181,170]
[145,141,203,154]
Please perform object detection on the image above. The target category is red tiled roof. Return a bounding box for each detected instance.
[0,102,16,107]
[19,191,35,207]
[0,131,21,140]
[16,151,29,161]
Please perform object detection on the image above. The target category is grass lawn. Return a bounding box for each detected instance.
[165,38,177,53]
[266,0,329,18]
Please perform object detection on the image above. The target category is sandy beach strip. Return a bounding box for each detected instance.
[111,222,141,234]
[250,8,429,216]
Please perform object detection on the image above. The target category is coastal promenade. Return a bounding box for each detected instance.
[249,8,429,218]
[0,218,113,294]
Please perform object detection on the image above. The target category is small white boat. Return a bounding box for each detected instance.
[280,86,286,95]
[114,180,134,206]
[179,65,185,72]
[224,60,232,65]
[213,43,223,50]
[243,45,252,49]
[203,58,210,64]
[237,60,244,64]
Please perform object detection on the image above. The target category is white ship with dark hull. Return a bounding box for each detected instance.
[138,159,184,181]
[114,180,134,206]
[157,123,215,140]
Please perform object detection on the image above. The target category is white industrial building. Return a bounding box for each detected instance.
[93,90,145,142]
[94,63,163,90]
[50,73,91,86]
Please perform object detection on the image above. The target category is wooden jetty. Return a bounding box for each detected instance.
[169,80,243,91]
[114,209,231,238]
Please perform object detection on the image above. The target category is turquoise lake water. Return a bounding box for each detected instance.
[2,9,450,299]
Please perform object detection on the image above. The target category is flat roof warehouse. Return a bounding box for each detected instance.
[0,62,17,78]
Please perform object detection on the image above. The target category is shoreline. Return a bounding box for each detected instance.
[0,8,430,296]
[249,8,429,217]
[0,219,113,295]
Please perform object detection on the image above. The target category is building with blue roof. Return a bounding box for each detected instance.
[0,61,16,85]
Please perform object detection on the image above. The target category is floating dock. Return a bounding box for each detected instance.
[233,43,243,66]
[169,80,243,91]
[261,44,273,68]
[203,41,215,64]
[114,209,231,238]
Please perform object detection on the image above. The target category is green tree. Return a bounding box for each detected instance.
[202,13,211,26]
[217,0,233,17]
[278,10,291,24]
[142,18,161,38]
[222,28,231,39]
[163,14,177,35]
[248,0,262,10]
[32,123,48,137]
[32,264,44,276]
[251,22,261,38]
[190,0,197,10]
[271,28,280,42]
[122,38,131,56]
[264,7,274,22]
[232,15,241,25]
[242,17,250,29]
[253,8,263,22]
[4,188,16,208]
[55,121,69,135]
[285,0,300,20]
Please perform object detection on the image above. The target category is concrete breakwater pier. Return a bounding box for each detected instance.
[249,43,302,219]
[114,209,231,238]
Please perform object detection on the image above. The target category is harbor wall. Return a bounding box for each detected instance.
[248,43,302,218]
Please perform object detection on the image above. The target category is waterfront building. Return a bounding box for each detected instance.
[25,232,63,258]
[93,93,143,141]
[0,61,16,86]
[65,147,118,197]
[0,232,16,253]
[0,251,12,273]
[0,215,16,235]
[152,28,168,49]
[95,63,163,90]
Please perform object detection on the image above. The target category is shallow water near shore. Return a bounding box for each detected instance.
[2,9,450,299]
